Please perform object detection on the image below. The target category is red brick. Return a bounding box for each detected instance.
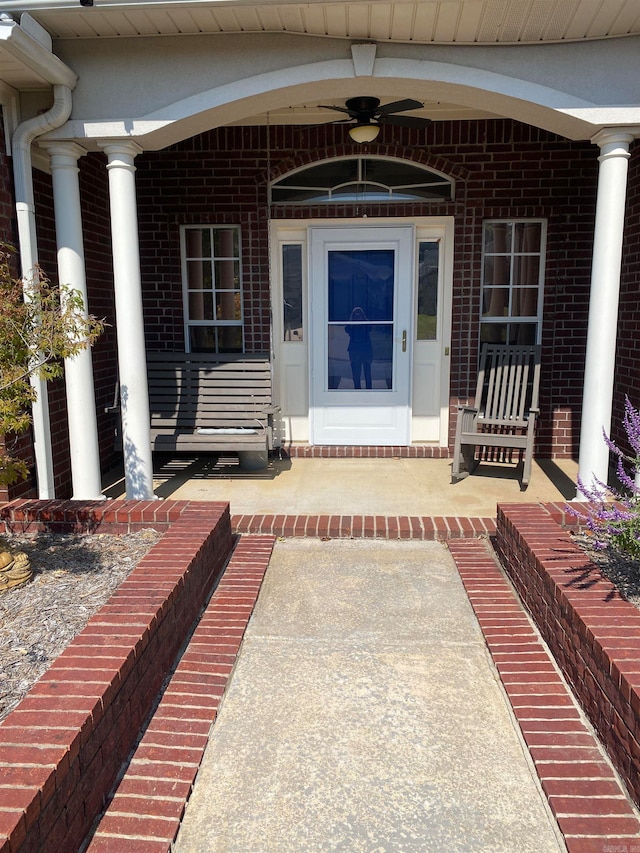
[88,835,170,852]
[533,761,613,779]
[549,795,637,817]
[96,811,179,839]
[108,793,185,820]
[557,815,640,836]
[115,776,192,800]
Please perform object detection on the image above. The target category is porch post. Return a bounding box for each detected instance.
[43,141,104,499]
[577,129,634,498]
[100,140,155,500]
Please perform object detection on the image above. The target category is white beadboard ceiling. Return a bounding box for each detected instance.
[5,0,640,44]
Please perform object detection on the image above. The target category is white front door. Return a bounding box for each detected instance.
[310,226,414,445]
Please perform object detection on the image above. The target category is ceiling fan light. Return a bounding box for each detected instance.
[348,122,381,143]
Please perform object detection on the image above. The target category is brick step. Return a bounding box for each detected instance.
[449,538,640,853]
[84,534,275,853]
[233,512,496,538]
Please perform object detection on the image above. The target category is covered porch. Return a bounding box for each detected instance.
[102,452,578,521]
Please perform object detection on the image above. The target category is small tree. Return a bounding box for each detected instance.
[0,246,104,486]
[571,396,640,559]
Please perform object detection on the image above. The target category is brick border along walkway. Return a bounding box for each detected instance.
[86,534,275,853]
[0,500,241,853]
[450,538,640,853]
[497,503,640,829]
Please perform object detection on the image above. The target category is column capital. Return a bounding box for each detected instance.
[591,128,636,158]
[39,140,88,168]
[99,139,144,162]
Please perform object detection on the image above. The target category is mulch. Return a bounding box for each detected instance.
[0,528,161,722]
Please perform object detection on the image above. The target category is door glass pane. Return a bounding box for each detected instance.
[327,249,394,392]
[282,244,303,341]
[417,241,439,340]
[328,250,394,321]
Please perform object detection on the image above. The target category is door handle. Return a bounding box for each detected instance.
[402,330,407,353]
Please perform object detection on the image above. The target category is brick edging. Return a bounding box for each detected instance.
[0,500,234,853]
[232,513,496,538]
[449,538,640,852]
[85,534,275,852]
[496,502,640,814]
[280,445,450,458]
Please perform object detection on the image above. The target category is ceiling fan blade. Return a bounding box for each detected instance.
[318,104,355,116]
[376,98,424,116]
[381,114,432,129]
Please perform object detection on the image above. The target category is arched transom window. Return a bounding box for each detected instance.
[270,157,453,204]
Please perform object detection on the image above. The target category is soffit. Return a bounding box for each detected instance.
[5,0,640,44]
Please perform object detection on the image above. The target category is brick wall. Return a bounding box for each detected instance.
[33,170,72,498]
[135,119,599,458]
[78,152,119,471]
[613,140,640,455]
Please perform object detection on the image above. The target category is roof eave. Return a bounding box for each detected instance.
[0,15,77,88]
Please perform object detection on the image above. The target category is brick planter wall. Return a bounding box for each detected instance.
[0,500,234,853]
[496,502,640,808]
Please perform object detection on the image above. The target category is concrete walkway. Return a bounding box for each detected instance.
[174,539,565,852]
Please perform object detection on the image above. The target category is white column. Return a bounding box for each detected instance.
[43,141,104,500]
[100,140,155,500]
[577,130,634,498]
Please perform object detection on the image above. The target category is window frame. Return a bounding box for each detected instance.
[479,218,547,347]
[270,156,454,205]
[180,224,244,354]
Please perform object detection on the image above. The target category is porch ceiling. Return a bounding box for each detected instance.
[4,0,640,46]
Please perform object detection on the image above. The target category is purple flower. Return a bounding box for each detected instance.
[568,397,640,560]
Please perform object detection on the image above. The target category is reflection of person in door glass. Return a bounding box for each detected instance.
[345,307,373,389]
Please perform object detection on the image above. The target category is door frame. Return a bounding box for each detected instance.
[270,216,454,447]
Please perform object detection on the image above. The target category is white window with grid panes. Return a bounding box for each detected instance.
[480,220,546,346]
[181,225,243,353]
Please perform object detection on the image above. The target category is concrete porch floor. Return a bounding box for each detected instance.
[103,454,578,518]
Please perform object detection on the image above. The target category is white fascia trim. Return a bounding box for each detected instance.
[560,108,640,129]
[0,16,77,87]
[0,0,325,9]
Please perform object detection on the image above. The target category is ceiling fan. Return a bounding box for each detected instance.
[318,96,432,142]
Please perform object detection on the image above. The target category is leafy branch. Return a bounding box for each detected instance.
[0,246,105,486]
